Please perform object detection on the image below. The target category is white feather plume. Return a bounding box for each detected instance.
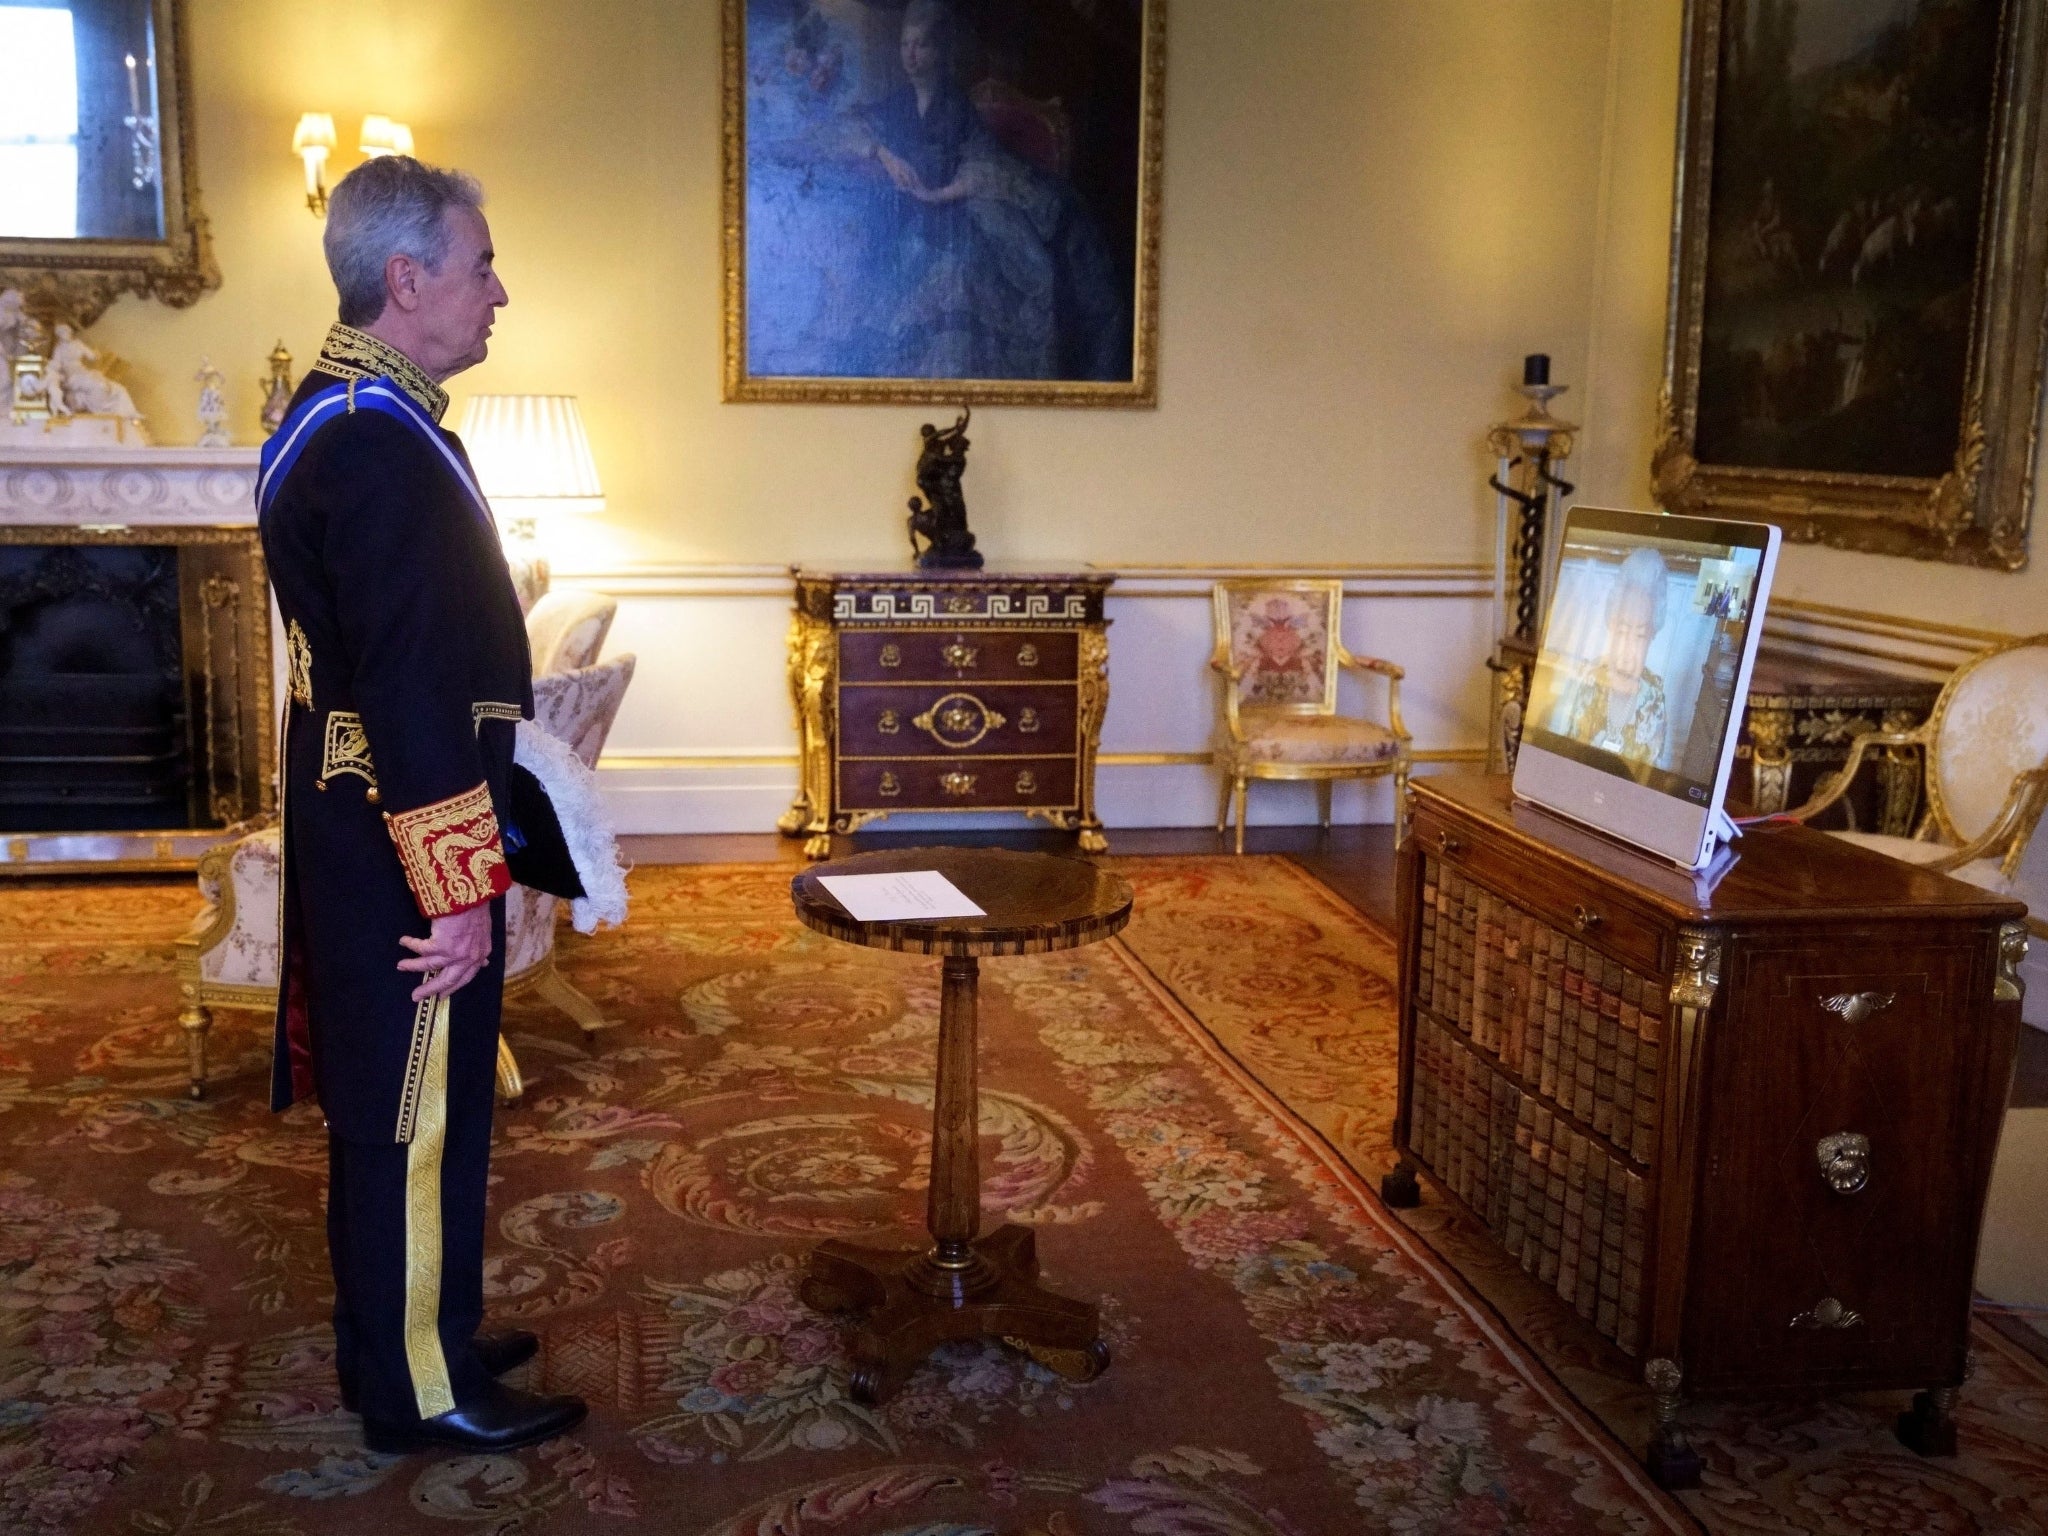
[513,719,629,933]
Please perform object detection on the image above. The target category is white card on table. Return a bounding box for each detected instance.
[817,871,986,922]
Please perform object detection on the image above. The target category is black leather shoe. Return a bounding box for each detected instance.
[475,1329,540,1378]
[362,1380,587,1455]
[340,1329,541,1414]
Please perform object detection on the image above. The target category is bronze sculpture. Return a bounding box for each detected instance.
[906,408,983,570]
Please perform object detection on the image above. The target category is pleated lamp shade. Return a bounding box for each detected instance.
[456,395,606,526]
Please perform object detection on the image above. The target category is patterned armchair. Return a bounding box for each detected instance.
[524,588,616,676]
[174,651,637,1103]
[1209,579,1412,854]
[1784,634,2048,896]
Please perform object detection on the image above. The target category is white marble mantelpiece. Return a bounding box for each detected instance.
[0,444,259,527]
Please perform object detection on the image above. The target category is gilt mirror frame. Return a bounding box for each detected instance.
[1652,0,2048,571]
[0,0,219,329]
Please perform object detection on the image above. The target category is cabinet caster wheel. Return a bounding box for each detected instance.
[1015,1336,1110,1383]
[1380,1162,1421,1209]
[799,1276,857,1315]
[848,1363,886,1405]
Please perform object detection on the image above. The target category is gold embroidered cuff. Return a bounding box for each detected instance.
[384,782,511,917]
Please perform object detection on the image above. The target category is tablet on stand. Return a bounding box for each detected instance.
[1512,505,1781,871]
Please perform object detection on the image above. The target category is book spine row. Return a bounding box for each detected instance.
[1420,863,1664,1174]
[1407,857,1660,1357]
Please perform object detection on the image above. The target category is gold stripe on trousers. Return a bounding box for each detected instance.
[402,993,456,1419]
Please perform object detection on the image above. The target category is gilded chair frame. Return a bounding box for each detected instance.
[1786,632,2048,882]
[1208,579,1413,854]
[172,838,575,1104]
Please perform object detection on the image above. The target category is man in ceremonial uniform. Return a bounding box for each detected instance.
[259,156,586,1454]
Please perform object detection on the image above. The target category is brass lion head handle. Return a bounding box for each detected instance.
[1815,1131,1870,1195]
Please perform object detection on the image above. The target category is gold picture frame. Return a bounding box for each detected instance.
[0,0,218,329]
[1652,0,2048,570]
[721,0,1165,407]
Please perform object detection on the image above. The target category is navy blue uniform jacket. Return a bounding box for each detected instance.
[259,362,532,1142]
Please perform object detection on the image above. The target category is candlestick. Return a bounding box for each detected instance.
[125,53,141,116]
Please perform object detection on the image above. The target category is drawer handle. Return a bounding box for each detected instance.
[1017,643,1040,667]
[1815,1132,1870,1195]
[1819,990,1895,1025]
[1018,707,1041,734]
[913,692,1004,749]
[1435,831,1461,856]
[939,771,976,798]
[1790,1297,1864,1330]
[942,640,978,670]
[1573,904,1602,932]
[878,709,901,735]
[878,771,902,798]
[880,643,902,669]
[1016,770,1037,795]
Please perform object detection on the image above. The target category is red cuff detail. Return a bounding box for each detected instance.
[384,782,511,917]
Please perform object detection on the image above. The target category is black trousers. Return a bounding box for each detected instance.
[325,981,500,1424]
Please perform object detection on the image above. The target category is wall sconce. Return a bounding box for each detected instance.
[358,115,415,159]
[293,113,415,215]
[292,112,336,215]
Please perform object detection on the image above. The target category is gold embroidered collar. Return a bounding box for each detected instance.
[316,323,449,422]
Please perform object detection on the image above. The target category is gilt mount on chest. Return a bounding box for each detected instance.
[781,568,1114,858]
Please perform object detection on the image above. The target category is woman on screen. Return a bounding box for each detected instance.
[1560,545,1670,771]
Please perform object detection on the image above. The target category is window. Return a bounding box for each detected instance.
[0,6,82,238]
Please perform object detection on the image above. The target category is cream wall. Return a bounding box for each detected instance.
[96,0,1624,572]
[64,0,2040,834]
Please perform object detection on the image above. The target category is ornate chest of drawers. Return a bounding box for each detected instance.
[1389,775,2025,1486]
[780,569,1114,857]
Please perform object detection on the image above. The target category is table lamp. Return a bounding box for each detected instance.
[456,394,605,599]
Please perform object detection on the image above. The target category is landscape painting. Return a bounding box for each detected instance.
[723,0,1162,405]
[1655,0,2048,569]
[1696,0,1998,477]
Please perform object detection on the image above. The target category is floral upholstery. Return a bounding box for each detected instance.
[1223,587,1335,709]
[195,828,282,989]
[1209,579,1411,853]
[533,653,636,768]
[1827,831,2014,896]
[180,651,640,1094]
[1930,644,2048,843]
[1240,713,1401,766]
[526,588,617,677]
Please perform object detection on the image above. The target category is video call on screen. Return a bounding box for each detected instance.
[1524,533,1764,801]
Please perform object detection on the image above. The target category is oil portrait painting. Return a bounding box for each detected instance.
[723,0,1163,405]
[1656,0,2048,569]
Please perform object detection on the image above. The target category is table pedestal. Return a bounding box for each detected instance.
[798,953,1109,1404]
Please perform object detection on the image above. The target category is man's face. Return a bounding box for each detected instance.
[412,205,507,379]
[901,20,940,83]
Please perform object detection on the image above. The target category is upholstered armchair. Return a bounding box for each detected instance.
[1783,634,2048,898]
[175,650,637,1103]
[1209,579,1413,854]
[525,588,617,676]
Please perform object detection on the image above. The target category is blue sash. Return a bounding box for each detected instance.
[256,375,493,530]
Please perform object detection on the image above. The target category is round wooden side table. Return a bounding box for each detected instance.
[790,846,1134,1404]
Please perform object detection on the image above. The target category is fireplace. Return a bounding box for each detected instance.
[0,523,272,867]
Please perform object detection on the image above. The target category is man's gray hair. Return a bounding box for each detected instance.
[323,156,485,327]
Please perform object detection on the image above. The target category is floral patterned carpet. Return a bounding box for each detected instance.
[0,856,2042,1534]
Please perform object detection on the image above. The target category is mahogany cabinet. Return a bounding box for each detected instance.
[1386,775,2027,1487]
[780,569,1113,857]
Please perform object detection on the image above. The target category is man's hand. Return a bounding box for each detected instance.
[398,905,493,1001]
